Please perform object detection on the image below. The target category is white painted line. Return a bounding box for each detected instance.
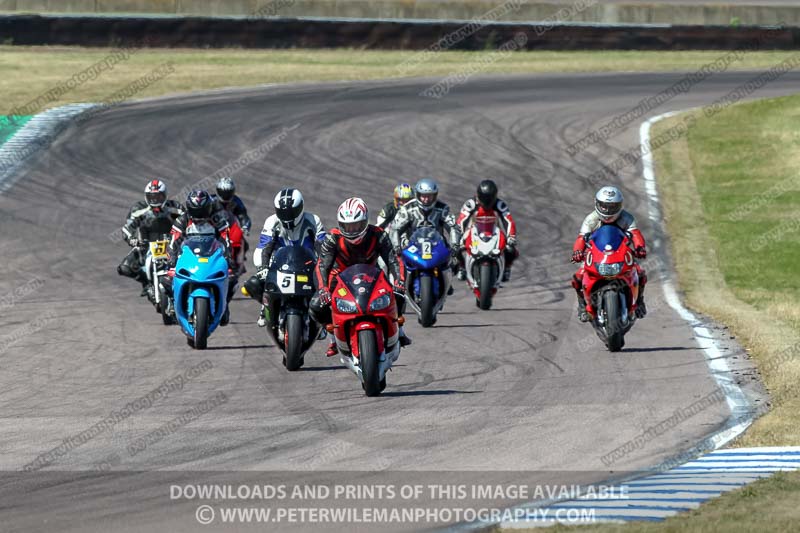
[640,111,754,448]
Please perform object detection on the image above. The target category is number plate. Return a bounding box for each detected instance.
[150,240,169,259]
[278,272,295,293]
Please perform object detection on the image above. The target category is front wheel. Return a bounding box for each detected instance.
[193,297,210,350]
[284,313,305,371]
[359,329,382,397]
[603,291,625,352]
[419,275,436,327]
[478,262,495,310]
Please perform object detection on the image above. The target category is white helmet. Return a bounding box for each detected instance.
[274,188,304,230]
[595,186,623,223]
[144,179,167,209]
[337,197,369,244]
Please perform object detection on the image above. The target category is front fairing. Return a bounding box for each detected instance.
[402,227,450,270]
[265,245,317,296]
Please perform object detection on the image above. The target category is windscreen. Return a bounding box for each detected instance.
[591,225,626,252]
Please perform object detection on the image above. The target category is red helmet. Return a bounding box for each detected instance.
[144,179,167,209]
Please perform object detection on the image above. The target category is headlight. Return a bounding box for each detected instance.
[336,298,358,313]
[597,262,623,277]
[369,294,391,311]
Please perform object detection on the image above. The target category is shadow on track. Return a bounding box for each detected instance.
[380,390,481,398]
[621,346,695,353]
[204,344,272,350]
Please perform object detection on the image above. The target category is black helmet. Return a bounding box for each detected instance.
[477,180,498,209]
[274,188,304,229]
[185,189,213,221]
[216,177,235,203]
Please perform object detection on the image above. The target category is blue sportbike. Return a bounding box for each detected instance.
[402,227,452,327]
[172,236,231,349]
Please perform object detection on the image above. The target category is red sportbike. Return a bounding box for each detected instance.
[580,225,641,351]
[224,214,247,275]
[328,264,402,396]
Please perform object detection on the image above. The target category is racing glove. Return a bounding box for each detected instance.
[571,249,584,263]
[128,238,140,248]
[393,279,405,294]
[634,246,647,259]
[317,287,332,307]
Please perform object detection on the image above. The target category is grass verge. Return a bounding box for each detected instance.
[2,47,800,114]
[503,77,800,533]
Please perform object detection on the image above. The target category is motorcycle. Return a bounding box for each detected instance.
[170,236,231,349]
[402,227,452,327]
[329,264,402,397]
[581,224,640,352]
[261,245,319,371]
[463,215,506,310]
[143,235,172,323]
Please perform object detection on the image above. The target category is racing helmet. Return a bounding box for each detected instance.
[144,179,167,210]
[337,197,369,244]
[414,178,439,212]
[216,177,236,204]
[274,188,304,230]
[595,186,624,224]
[393,183,413,208]
[185,189,213,221]
[477,179,498,209]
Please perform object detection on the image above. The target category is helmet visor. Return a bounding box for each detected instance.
[340,220,368,238]
[146,191,166,207]
[477,192,496,208]
[217,189,234,202]
[596,200,622,218]
[418,193,436,207]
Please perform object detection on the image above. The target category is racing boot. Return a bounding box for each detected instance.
[398,325,412,347]
[456,268,466,281]
[635,285,647,319]
[326,339,338,357]
[257,305,267,327]
[576,293,591,323]
[221,307,230,326]
[502,268,512,283]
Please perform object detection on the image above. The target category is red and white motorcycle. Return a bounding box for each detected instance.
[463,216,506,310]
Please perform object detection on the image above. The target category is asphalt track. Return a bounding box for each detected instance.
[1,70,798,532]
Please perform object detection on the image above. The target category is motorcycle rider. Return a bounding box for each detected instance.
[570,185,648,322]
[456,179,519,282]
[164,189,237,325]
[213,177,251,272]
[310,197,411,357]
[390,179,461,296]
[117,179,183,297]
[214,177,252,235]
[242,188,326,327]
[376,183,414,230]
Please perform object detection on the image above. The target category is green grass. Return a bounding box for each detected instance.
[3,47,800,115]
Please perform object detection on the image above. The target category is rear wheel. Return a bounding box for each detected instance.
[193,297,210,350]
[359,330,382,397]
[284,313,305,371]
[603,291,625,352]
[419,275,436,327]
[478,263,495,310]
